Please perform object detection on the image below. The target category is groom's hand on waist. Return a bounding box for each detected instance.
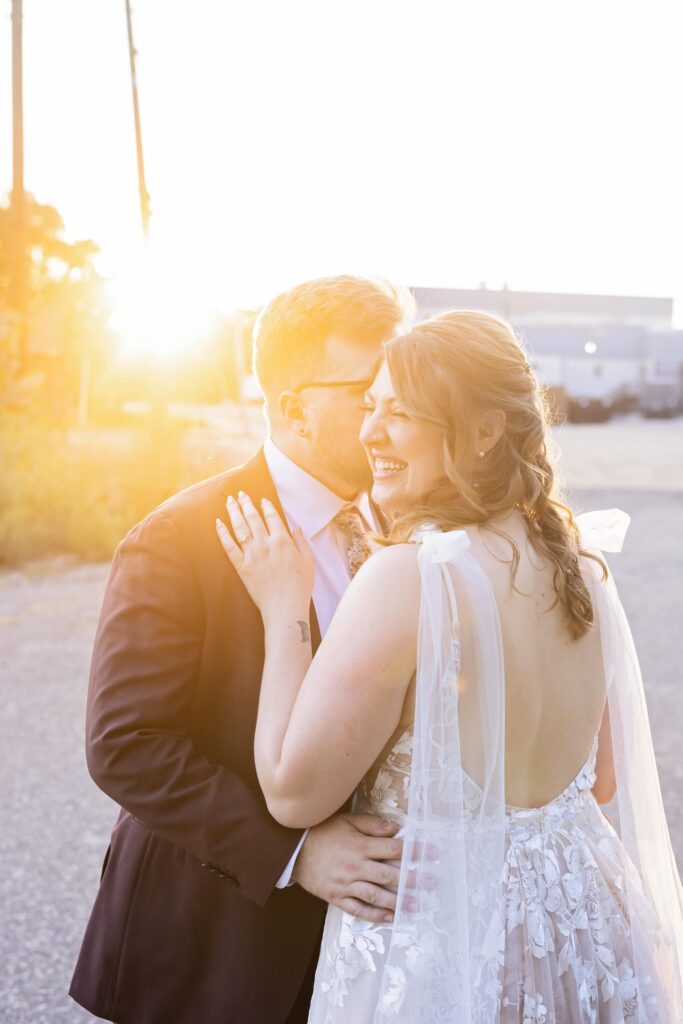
[291,812,409,924]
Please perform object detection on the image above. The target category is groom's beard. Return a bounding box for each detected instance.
[309,431,374,496]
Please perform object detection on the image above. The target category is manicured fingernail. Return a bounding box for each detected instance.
[227,495,236,504]
[216,518,224,529]
[383,914,393,923]
[238,490,247,500]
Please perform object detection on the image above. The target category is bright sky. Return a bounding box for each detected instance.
[1,0,682,323]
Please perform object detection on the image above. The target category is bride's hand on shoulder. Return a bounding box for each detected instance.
[216,492,315,620]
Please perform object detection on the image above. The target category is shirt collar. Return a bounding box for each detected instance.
[264,438,375,539]
[355,491,376,532]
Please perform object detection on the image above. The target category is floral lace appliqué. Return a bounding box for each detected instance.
[313,733,664,1024]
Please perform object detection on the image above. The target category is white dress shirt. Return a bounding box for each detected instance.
[262,437,378,887]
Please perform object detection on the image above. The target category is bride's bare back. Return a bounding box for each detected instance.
[459,511,607,808]
[364,511,608,812]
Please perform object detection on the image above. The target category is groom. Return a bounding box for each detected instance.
[70,275,411,1024]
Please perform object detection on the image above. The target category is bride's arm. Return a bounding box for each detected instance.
[217,494,419,829]
[258,545,419,827]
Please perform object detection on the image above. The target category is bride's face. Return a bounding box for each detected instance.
[360,362,445,513]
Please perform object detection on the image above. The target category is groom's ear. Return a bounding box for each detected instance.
[278,391,310,438]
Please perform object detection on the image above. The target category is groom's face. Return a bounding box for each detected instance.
[297,335,385,495]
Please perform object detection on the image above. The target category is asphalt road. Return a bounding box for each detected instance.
[1,481,681,1023]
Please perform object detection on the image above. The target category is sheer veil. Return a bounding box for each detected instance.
[581,510,683,1019]
[370,511,683,1023]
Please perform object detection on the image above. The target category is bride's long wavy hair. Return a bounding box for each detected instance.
[382,310,607,639]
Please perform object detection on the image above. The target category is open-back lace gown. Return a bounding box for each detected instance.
[307,515,683,1023]
[309,729,668,1023]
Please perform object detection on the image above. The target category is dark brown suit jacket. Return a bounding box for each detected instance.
[70,449,327,1024]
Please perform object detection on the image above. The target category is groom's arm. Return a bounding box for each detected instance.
[85,508,303,908]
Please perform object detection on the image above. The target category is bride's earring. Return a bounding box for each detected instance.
[478,450,486,458]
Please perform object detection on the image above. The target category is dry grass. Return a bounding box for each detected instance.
[0,415,236,565]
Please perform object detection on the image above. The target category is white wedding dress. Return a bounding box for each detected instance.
[307,513,683,1023]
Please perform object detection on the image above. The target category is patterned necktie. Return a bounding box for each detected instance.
[332,506,373,578]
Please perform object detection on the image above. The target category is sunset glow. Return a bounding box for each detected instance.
[1,0,682,320]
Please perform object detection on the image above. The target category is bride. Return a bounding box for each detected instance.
[217,310,683,1023]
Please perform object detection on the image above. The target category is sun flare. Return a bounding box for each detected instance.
[109,251,222,362]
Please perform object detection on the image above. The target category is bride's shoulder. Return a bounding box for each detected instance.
[361,541,420,580]
[329,543,420,652]
[350,542,421,604]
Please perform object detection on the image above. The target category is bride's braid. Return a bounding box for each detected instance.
[515,428,602,638]
[383,311,606,640]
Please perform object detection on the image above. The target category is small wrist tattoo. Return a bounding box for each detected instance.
[296,620,311,644]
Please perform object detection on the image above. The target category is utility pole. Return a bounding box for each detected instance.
[10,0,28,367]
[125,0,151,243]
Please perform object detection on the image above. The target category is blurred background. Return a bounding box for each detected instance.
[1,1,682,1021]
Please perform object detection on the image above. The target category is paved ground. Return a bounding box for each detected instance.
[1,418,682,1023]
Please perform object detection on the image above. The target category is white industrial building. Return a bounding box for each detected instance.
[412,287,683,419]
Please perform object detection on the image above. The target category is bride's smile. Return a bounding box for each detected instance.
[370,454,408,477]
[361,362,445,513]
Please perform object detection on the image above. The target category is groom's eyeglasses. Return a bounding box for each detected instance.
[294,377,375,395]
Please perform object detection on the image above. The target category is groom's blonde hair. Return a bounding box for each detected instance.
[252,275,411,411]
